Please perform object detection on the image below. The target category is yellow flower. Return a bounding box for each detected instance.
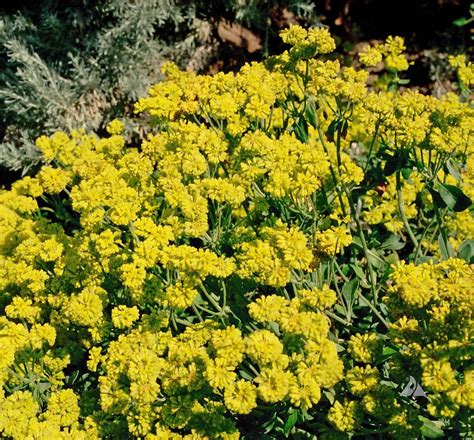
[255,368,292,403]
[64,286,105,327]
[224,380,257,414]
[204,358,237,390]
[382,36,409,72]
[121,262,147,294]
[307,27,336,54]
[5,297,41,323]
[280,25,307,46]
[361,385,399,419]
[359,45,383,67]
[248,294,290,323]
[298,285,337,310]
[28,323,56,348]
[87,346,102,372]
[347,333,383,364]
[346,365,380,396]
[111,305,140,329]
[315,226,352,255]
[289,374,321,409]
[37,166,72,194]
[164,282,198,310]
[106,119,125,135]
[245,329,285,366]
[388,261,438,308]
[210,326,245,367]
[327,399,362,432]
[0,391,39,438]
[449,54,474,86]
[427,393,459,419]
[421,359,457,392]
[44,389,80,427]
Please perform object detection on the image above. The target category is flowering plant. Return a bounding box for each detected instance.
[0,25,472,439]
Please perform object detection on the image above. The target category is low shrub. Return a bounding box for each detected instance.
[0,25,472,439]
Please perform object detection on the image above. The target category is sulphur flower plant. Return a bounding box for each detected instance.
[0,25,473,439]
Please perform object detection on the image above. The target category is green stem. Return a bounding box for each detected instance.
[326,310,352,327]
[220,280,227,309]
[395,169,419,249]
[335,120,343,170]
[414,216,437,263]
[357,292,389,328]
[334,260,350,283]
[313,105,347,217]
[170,311,178,332]
[352,201,379,303]
[330,257,348,319]
[175,317,192,326]
[195,303,218,315]
[363,118,381,173]
[434,202,454,259]
[423,223,440,258]
[191,304,204,322]
[200,282,225,315]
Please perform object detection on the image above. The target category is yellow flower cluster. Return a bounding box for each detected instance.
[386,259,473,417]
[449,54,474,87]
[333,259,473,439]
[237,220,314,286]
[0,24,472,439]
[248,294,344,407]
[94,302,342,437]
[237,131,331,198]
[315,225,352,255]
[280,25,336,59]
[347,333,383,364]
[359,35,410,71]
[363,172,424,233]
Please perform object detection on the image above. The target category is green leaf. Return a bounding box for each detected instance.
[326,119,339,142]
[367,249,384,269]
[351,236,364,250]
[383,154,398,176]
[429,188,446,209]
[445,159,461,181]
[333,304,347,317]
[268,321,281,336]
[239,369,253,381]
[380,234,405,251]
[436,183,472,212]
[342,278,358,309]
[378,346,398,363]
[293,117,309,143]
[341,119,349,138]
[385,251,400,265]
[323,388,336,405]
[419,416,445,438]
[283,408,299,436]
[350,262,365,278]
[382,346,398,357]
[36,382,51,393]
[350,263,369,287]
[458,239,474,263]
[305,101,317,128]
[262,418,276,435]
[401,167,413,180]
[438,232,455,260]
[453,17,469,26]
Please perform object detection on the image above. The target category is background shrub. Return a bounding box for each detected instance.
[0,0,317,176]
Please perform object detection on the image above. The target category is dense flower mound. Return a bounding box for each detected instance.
[0,26,473,439]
